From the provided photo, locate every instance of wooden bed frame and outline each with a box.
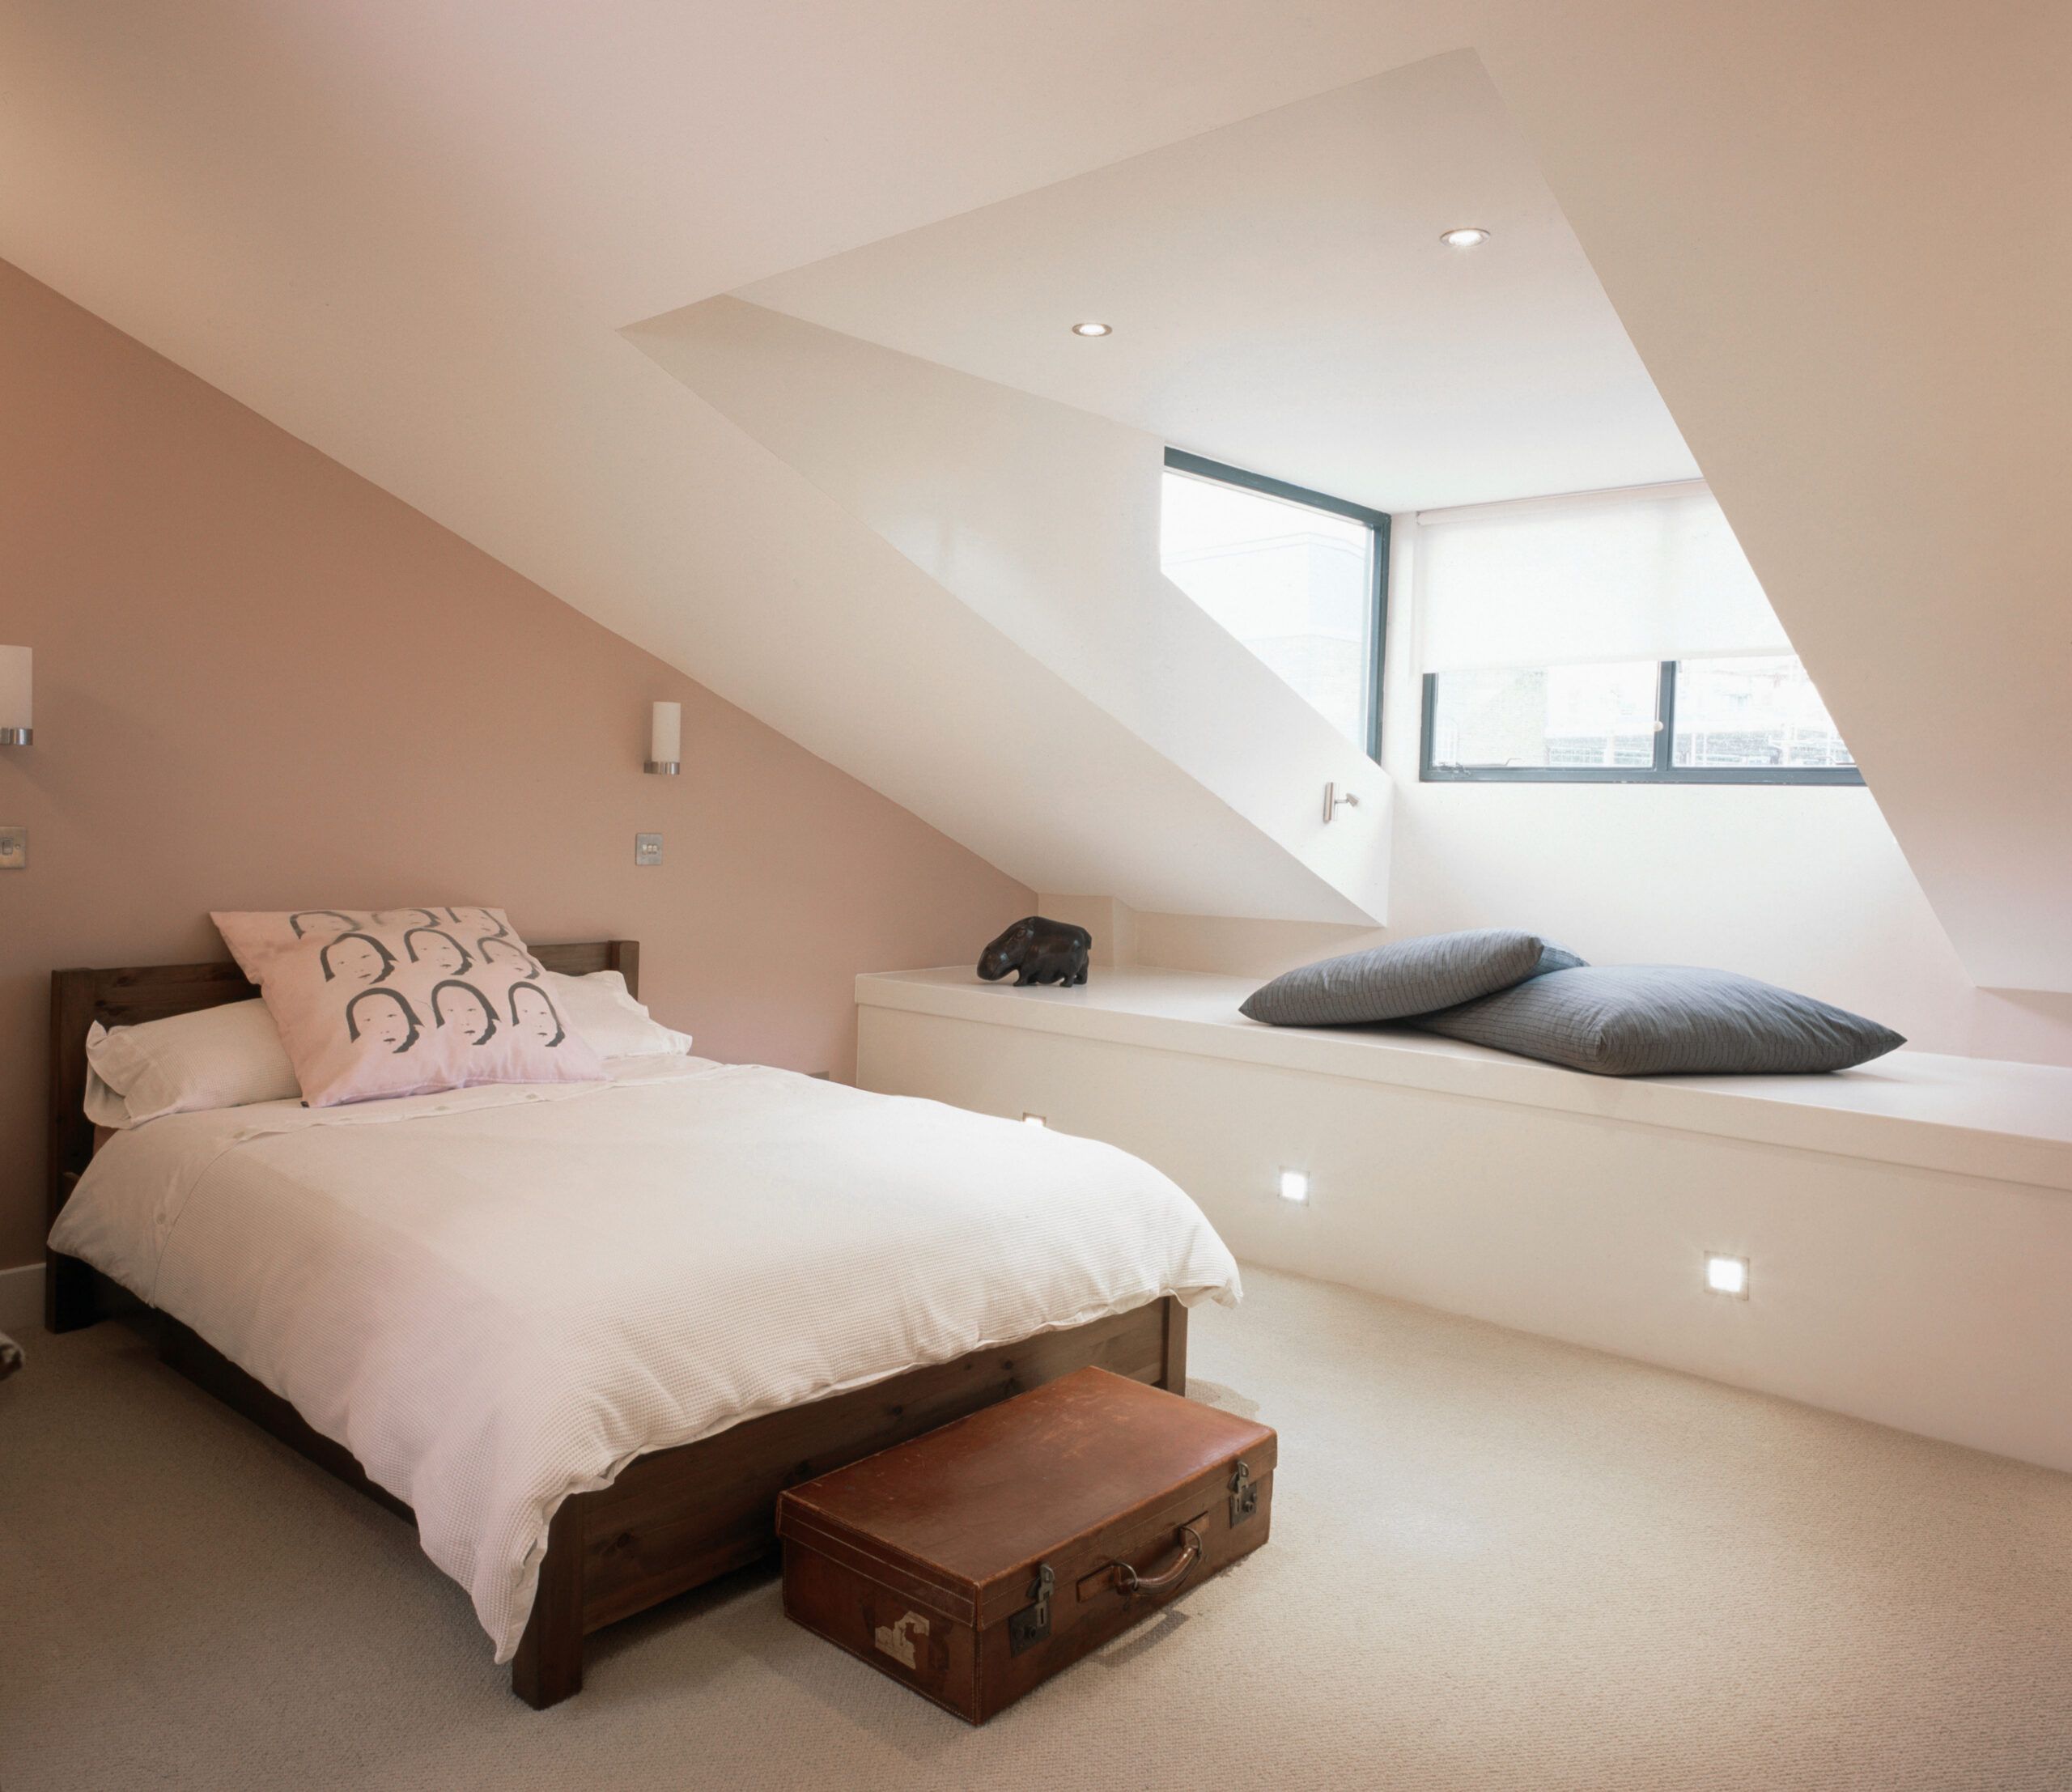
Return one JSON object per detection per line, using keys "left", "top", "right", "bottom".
{"left": 44, "top": 941, "right": 1188, "bottom": 1709}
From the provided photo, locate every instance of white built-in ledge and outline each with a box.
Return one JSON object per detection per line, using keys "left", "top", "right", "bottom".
{"left": 857, "top": 966, "right": 2072, "bottom": 1195}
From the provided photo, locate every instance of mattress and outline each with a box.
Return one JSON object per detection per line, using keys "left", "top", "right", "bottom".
{"left": 49, "top": 1053, "right": 1242, "bottom": 1659}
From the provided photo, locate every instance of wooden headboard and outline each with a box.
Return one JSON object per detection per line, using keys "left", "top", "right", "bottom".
{"left": 44, "top": 939, "right": 639, "bottom": 1332}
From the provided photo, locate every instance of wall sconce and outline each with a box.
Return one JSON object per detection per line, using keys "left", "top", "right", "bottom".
{"left": 0, "top": 648, "right": 29, "bottom": 745}
{"left": 645, "top": 701, "right": 681, "bottom": 775}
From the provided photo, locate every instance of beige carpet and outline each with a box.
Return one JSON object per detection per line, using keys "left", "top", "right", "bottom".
{"left": 5, "top": 1268, "right": 2071, "bottom": 1791}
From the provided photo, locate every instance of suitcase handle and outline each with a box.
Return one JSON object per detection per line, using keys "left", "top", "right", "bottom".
{"left": 1112, "top": 1523, "right": 1203, "bottom": 1599}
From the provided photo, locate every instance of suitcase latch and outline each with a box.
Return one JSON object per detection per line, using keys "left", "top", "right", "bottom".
{"left": 1229, "top": 1459, "right": 1259, "bottom": 1527}
{"left": 1008, "top": 1562, "right": 1055, "bottom": 1655}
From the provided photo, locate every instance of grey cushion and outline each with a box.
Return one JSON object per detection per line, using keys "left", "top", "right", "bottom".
{"left": 1240, "top": 929, "right": 1585, "bottom": 1027}
{"left": 1414, "top": 965, "right": 1904, "bottom": 1076}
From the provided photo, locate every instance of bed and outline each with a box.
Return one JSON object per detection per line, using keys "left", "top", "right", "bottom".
{"left": 44, "top": 942, "right": 1238, "bottom": 1708}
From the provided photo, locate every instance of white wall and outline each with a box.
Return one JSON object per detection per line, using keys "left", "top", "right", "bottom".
{"left": 1380, "top": 524, "right": 2072, "bottom": 1066}
{"left": 627, "top": 297, "right": 1391, "bottom": 927}
{"left": 860, "top": 1000, "right": 2072, "bottom": 1473}
{"left": 1098, "top": 520, "right": 2072, "bottom": 1068}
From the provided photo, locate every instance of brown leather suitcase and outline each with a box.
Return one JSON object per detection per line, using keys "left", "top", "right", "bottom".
{"left": 776, "top": 1364, "right": 1276, "bottom": 1723}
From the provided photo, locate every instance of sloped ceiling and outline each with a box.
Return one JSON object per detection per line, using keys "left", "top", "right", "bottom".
{"left": 0, "top": 1, "right": 2064, "bottom": 985}
{"left": 626, "top": 296, "right": 1391, "bottom": 922}
{"left": 1475, "top": 0, "right": 2071, "bottom": 993}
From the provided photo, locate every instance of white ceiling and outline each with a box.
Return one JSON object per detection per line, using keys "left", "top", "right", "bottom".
{"left": 1, "top": 2, "right": 2066, "bottom": 985}
{"left": 735, "top": 51, "right": 1696, "bottom": 512}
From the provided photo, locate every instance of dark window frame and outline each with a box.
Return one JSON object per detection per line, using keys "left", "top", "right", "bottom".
{"left": 1419, "top": 659, "right": 1866, "bottom": 785}
{"left": 1163, "top": 447, "right": 1392, "bottom": 763}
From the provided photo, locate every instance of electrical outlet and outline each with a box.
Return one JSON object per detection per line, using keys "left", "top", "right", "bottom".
{"left": 635, "top": 832, "right": 663, "bottom": 867}
{"left": 0, "top": 826, "right": 23, "bottom": 870}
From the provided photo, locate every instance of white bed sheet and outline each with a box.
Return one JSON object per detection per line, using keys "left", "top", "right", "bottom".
{"left": 49, "top": 1055, "right": 1241, "bottom": 1659}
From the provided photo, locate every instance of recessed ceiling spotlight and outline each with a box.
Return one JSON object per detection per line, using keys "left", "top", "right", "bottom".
{"left": 1440, "top": 226, "right": 1491, "bottom": 248}
{"left": 1070, "top": 321, "right": 1113, "bottom": 338}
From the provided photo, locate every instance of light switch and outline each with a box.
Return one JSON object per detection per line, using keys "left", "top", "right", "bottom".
{"left": 0, "top": 826, "right": 23, "bottom": 870}
{"left": 635, "top": 832, "right": 663, "bottom": 867}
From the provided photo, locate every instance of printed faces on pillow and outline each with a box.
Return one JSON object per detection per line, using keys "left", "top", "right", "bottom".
{"left": 210, "top": 907, "right": 607, "bottom": 1107}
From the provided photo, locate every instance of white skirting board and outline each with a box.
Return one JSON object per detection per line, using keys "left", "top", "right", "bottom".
{"left": 0, "top": 1261, "right": 40, "bottom": 1336}
{"left": 857, "top": 970, "right": 2072, "bottom": 1476}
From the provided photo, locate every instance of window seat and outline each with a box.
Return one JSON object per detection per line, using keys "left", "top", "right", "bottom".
{"left": 857, "top": 965, "right": 2072, "bottom": 1475}
{"left": 857, "top": 966, "right": 2072, "bottom": 1193}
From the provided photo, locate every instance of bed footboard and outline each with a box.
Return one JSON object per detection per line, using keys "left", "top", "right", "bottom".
{"left": 114, "top": 1292, "right": 1178, "bottom": 1710}
{"left": 509, "top": 1293, "right": 1186, "bottom": 1708}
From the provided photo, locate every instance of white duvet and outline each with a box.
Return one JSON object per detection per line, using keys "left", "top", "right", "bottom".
{"left": 50, "top": 1055, "right": 1240, "bottom": 1659}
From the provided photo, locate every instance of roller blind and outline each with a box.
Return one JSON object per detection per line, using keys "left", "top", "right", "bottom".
{"left": 1415, "top": 482, "right": 1790, "bottom": 673}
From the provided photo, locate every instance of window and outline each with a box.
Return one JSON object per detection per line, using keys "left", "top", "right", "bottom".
{"left": 1427, "top": 662, "right": 1662, "bottom": 772}
{"left": 1160, "top": 448, "right": 1390, "bottom": 758}
{"left": 1421, "top": 655, "right": 1862, "bottom": 783}
{"left": 1671, "top": 655, "right": 1854, "bottom": 771}
{"left": 1413, "top": 481, "right": 1861, "bottom": 785}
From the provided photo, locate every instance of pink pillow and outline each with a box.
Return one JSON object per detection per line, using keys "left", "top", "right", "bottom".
{"left": 210, "top": 907, "right": 608, "bottom": 1107}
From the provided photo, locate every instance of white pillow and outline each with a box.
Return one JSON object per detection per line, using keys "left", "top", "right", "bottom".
{"left": 541, "top": 970, "right": 694, "bottom": 1059}
{"left": 83, "top": 1063, "right": 133, "bottom": 1130}
{"left": 82, "top": 972, "right": 689, "bottom": 1127}
{"left": 84, "top": 999, "right": 301, "bottom": 1127}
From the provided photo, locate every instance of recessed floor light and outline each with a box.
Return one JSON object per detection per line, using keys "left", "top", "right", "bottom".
{"left": 1070, "top": 321, "right": 1113, "bottom": 338}
{"left": 1705, "top": 1252, "right": 1750, "bottom": 1298}
{"left": 1440, "top": 226, "right": 1491, "bottom": 248}
{"left": 1277, "top": 1169, "right": 1310, "bottom": 1204}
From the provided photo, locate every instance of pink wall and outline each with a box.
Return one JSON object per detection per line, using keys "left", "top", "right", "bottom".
{"left": 0, "top": 258, "right": 1030, "bottom": 1271}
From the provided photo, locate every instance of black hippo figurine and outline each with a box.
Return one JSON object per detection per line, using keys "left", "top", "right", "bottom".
{"left": 977, "top": 915, "right": 1093, "bottom": 987}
